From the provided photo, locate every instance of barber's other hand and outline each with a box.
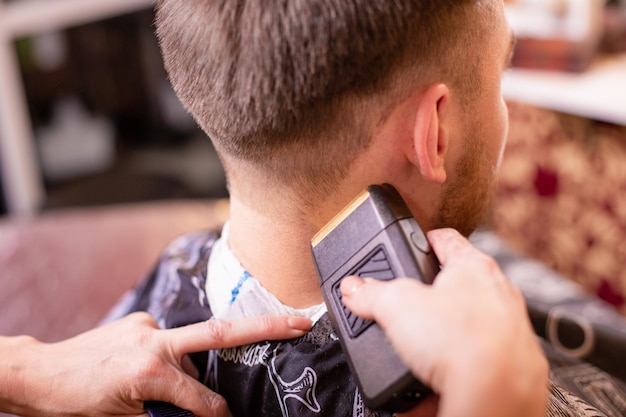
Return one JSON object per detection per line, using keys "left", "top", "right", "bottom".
{"left": 4, "top": 313, "right": 311, "bottom": 417}
{"left": 340, "top": 228, "right": 548, "bottom": 417}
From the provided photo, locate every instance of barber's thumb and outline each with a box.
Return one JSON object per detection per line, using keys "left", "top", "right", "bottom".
{"left": 340, "top": 275, "right": 368, "bottom": 295}
{"left": 341, "top": 276, "right": 430, "bottom": 322}
{"left": 340, "top": 276, "right": 390, "bottom": 320}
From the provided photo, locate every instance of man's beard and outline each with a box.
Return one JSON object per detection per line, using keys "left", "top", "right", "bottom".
{"left": 434, "top": 125, "right": 498, "bottom": 237}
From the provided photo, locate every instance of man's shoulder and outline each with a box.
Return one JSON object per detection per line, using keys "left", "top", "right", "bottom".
{"left": 121, "top": 229, "right": 221, "bottom": 327}
{"left": 159, "top": 229, "right": 221, "bottom": 264}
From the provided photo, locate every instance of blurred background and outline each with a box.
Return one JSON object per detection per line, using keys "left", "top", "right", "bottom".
{"left": 0, "top": 0, "right": 228, "bottom": 216}
{"left": 0, "top": 0, "right": 625, "bottom": 343}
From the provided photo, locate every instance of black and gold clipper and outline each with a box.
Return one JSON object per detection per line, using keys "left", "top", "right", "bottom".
{"left": 311, "top": 183, "right": 440, "bottom": 412}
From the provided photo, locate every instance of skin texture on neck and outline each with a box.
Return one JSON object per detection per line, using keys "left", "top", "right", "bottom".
{"left": 227, "top": 194, "right": 324, "bottom": 309}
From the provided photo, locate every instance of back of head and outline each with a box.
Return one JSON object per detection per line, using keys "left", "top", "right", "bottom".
{"left": 156, "top": 0, "right": 489, "bottom": 197}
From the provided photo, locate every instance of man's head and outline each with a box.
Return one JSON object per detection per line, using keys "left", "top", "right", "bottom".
{"left": 156, "top": 0, "right": 513, "bottom": 235}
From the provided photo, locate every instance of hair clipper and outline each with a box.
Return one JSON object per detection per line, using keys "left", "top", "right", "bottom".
{"left": 310, "top": 183, "right": 439, "bottom": 412}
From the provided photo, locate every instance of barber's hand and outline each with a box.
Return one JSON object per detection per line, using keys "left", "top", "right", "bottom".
{"left": 7, "top": 313, "right": 311, "bottom": 417}
{"left": 340, "top": 228, "right": 548, "bottom": 417}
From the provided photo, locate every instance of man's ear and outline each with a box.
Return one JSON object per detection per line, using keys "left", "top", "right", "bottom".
{"left": 411, "top": 83, "right": 450, "bottom": 184}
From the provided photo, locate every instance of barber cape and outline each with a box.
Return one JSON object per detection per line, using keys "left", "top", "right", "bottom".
{"left": 113, "top": 224, "right": 626, "bottom": 417}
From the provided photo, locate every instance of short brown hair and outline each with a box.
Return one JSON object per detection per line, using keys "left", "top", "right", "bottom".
{"left": 156, "top": 0, "right": 492, "bottom": 194}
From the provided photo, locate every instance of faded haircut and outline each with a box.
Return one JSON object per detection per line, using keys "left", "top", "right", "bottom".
{"left": 155, "top": 0, "right": 492, "bottom": 195}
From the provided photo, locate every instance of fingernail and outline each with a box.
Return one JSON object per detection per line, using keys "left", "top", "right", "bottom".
{"left": 340, "top": 276, "right": 366, "bottom": 296}
{"left": 287, "top": 317, "right": 313, "bottom": 332}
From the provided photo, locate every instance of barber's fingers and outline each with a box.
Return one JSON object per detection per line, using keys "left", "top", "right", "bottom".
{"left": 427, "top": 228, "right": 509, "bottom": 288}
{"left": 161, "top": 316, "right": 312, "bottom": 358}
{"left": 339, "top": 228, "right": 494, "bottom": 319}
{"left": 426, "top": 228, "right": 486, "bottom": 268}
{"left": 138, "top": 363, "right": 232, "bottom": 417}
{"left": 146, "top": 316, "right": 312, "bottom": 416}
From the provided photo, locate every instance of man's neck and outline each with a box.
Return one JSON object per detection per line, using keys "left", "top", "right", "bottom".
{"left": 227, "top": 195, "right": 325, "bottom": 309}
